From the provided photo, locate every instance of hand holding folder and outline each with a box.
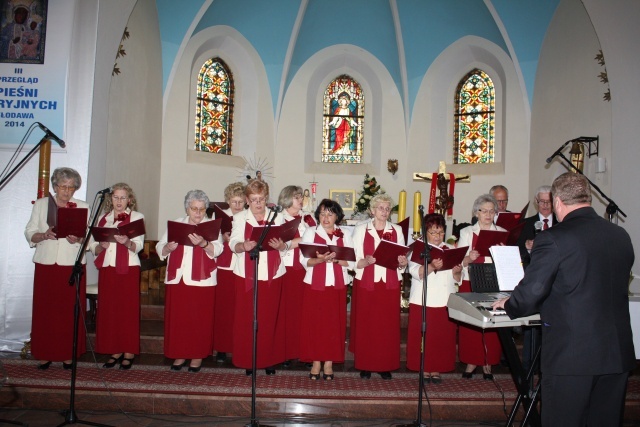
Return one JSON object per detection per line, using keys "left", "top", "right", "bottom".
{"left": 91, "top": 219, "right": 146, "bottom": 243}
{"left": 55, "top": 207, "right": 88, "bottom": 239}
{"left": 298, "top": 243, "right": 356, "bottom": 261}
{"left": 410, "top": 240, "right": 468, "bottom": 270}
{"left": 474, "top": 229, "right": 508, "bottom": 257}
{"left": 371, "top": 239, "right": 410, "bottom": 270}
{"left": 167, "top": 219, "right": 221, "bottom": 246}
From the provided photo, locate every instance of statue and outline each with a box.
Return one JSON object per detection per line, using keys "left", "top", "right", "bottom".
{"left": 435, "top": 173, "right": 455, "bottom": 217}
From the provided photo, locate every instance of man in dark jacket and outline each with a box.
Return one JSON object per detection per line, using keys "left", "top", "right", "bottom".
{"left": 493, "top": 172, "right": 635, "bottom": 426}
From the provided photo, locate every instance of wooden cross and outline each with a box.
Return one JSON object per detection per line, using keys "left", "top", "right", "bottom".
{"left": 413, "top": 161, "right": 471, "bottom": 217}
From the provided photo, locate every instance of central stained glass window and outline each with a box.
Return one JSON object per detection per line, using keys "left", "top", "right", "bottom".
{"left": 322, "top": 75, "right": 364, "bottom": 163}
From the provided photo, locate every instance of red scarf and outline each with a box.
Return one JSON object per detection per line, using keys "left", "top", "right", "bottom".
{"left": 288, "top": 216, "right": 305, "bottom": 271}
{"left": 94, "top": 211, "right": 131, "bottom": 274}
{"left": 311, "top": 228, "right": 346, "bottom": 291}
{"left": 243, "top": 220, "right": 281, "bottom": 291}
{"left": 360, "top": 225, "right": 399, "bottom": 290}
{"left": 167, "top": 243, "right": 217, "bottom": 282}
{"left": 303, "top": 214, "right": 317, "bottom": 227}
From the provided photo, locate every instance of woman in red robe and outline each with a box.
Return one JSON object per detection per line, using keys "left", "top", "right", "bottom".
{"left": 90, "top": 183, "right": 144, "bottom": 369}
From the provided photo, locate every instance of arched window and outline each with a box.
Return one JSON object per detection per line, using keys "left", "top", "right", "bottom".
{"left": 322, "top": 75, "right": 364, "bottom": 164}
{"left": 454, "top": 69, "right": 495, "bottom": 164}
{"left": 195, "top": 58, "right": 234, "bottom": 154}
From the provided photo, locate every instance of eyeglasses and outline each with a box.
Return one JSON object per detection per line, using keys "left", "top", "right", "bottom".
{"left": 375, "top": 206, "right": 391, "bottom": 212}
{"left": 112, "top": 196, "right": 128, "bottom": 202}
{"left": 495, "top": 199, "right": 508, "bottom": 204}
{"left": 189, "top": 207, "right": 207, "bottom": 214}
{"left": 427, "top": 230, "right": 445, "bottom": 236}
{"left": 56, "top": 185, "right": 76, "bottom": 191}
{"left": 478, "top": 208, "right": 496, "bottom": 215}
{"left": 536, "top": 199, "right": 552, "bottom": 206}
{"left": 229, "top": 200, "right": 245, "bottom": 206}
{"left": 248, "top": 197, "right": 266, "bottom": 205}
{"left": 293, "top": 195, "right": 303, "bottom": 200}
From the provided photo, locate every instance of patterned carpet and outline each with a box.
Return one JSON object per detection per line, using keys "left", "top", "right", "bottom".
{"left": 3, "top": 359, "right": 640, "bottom": 402}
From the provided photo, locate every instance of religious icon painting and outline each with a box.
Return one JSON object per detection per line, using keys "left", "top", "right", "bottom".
{"left": 0, "top": 0, "right": 48, "bottom": 64}
{"left": 322, "top": 75, "right": 364, "bottom": 164}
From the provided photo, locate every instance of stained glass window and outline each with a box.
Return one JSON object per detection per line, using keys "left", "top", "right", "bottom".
{"left": 453, "top": 69, "right": 495, "bottom": 164}
{"left": 195, "top": 58, "right": 234, "bottom": 154}
{"left": 322, "top": 75, "right": 364, "bottom": 163}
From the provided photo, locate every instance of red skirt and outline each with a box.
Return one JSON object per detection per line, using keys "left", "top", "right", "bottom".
{"left": 232, "top": 275, "right": 284, "bottom": 369}
{"left": 406, "top": 304, "right": 456, "bottom": 372}
{"left": 457, "top": 280, "right": 502, "bottom": 365}
{"left": 164, "top": 279, "right": 216, "bottom": 359}
{"left": 31, "top": 263, "right": 86, "bottom": 361}
{"left": 350, "top": 279, "right": 400, "bottom": 372}
{"left": 299, "top": 285, "right": 347, "bottom": 363}
{"left": 213, "top": 268, "right": 236, "bottom": 353}
{"left": 95, "top": 266, "right": 140, "bottom": 354}
{"left": 281, "top": 266, "right": 306, "bottom": 360}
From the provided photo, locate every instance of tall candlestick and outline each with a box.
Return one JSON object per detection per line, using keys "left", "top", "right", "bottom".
{"left": 397, "top": 190, "right": 407, "bottom": 221}
{"left": 413, "top": 191, "right": 421, "bottom": 233}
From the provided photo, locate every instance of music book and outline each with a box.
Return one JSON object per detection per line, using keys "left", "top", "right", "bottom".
{"left": 474, "top": 229, "right": 508, "bottom": 257}
{"left": 409, "top": 240, "right": 468, "bottom": 270}
{"left": 209, "top": 204, "right": 233, "bottom": 234}
{"left": 167, "top": 219, "right": 221, "bottom": 246}
{"left": 55, "top": 207, "right": 88, "bottom": 239}
{"left": 397, "top": 217, "right": 410, "bottom": 246}
{"left": 46, "top": 194, "right": 57, "bottom": 228}
{"left": 489, "top": 245, "right": 524, "bottom": 291}
{"left": 372, "top": 239, "right": 411, "bottom": 270}
{"left": 298, "top": 243, "right": 356, "bottom": 261}
{"left": 505, "top": 221, "right": 526, "bottom": 246}
{"left": 206, "top": 202, "right": 230, "bottom": 219}
{"left": 248, "top": 216, "right": 301, "bottom": 251}
{"left": 495, "top": 212, "right": 523, "bottom": 231}
{"left": 91, "top": 218, "right": 146, "bottom": 243}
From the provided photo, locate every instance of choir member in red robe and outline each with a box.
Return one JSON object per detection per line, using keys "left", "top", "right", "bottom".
{"left": 89, "top": 183, "right": 144, "bottom": 369}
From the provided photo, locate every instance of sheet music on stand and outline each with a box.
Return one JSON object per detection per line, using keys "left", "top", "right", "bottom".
{"left": 489, "top": 246, "right": 524, "bottom": 291}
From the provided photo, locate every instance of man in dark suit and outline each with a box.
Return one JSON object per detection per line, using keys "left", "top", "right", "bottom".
{"left": 516, "top": 185, "right": 558, "bottom": 372}
{"left": 493, "top": 172, "right": 635, "bottom": 426}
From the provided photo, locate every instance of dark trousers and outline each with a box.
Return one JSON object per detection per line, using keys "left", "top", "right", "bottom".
{"left": 541, "top": 371, "right": 629, "bottom": 427}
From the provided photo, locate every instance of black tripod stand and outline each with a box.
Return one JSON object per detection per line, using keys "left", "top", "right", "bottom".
{"left": 397, "top": 205, "right": 431, "bottom": 427}
{"left": 59, "top": 190, "right": 112, "bottom": 427}
{"left": 245, "top": 207, "right": 280, "bottom": 427}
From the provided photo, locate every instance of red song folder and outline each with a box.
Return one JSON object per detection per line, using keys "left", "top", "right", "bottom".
{"left": 298, "top": 243, "right": 356, "bottom": 261}
{"left": 55, "top": 207, "right": 88, "bottom": 239}
{"left": 474, "top": 229, "right": 508, "bottom": 257}
{"left": 372, "top": 239, "right": 411, "bottom": 270}
{"left": 209, "top": 203, "right": 233, "bottom": 234}
{"left": 248, "top": 216, "right": 301, "bottom": 251}
{"left": 167, "top": 219, "right": 221, "bottom": 246}
{"left": 397, "top": 217, "right": 410, "bottom": 246}
{"left": 91, "top": 218, "right": 146, "bottom": 243}
{"left": 409, "top": 240, "right": 468, "bottom": 270}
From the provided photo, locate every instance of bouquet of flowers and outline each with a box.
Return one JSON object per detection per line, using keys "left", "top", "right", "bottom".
{"left": 353, "top": 174, "right": 385, "bottom": 216}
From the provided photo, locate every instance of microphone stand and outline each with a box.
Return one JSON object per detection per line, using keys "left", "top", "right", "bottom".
{"left": 59, "top": 190, "right": 112, "bottom": 427}
{"left": 246, "top": 207, "right": 278, "bottom": 427}
{"left": 553, "top": 151, "right": 626, "bottom": 222}
{"left": 397, "top": 206, "right": 430, "bottom": 427}
{"left": 0, "top": 134, "right": 49, "bottom": 191}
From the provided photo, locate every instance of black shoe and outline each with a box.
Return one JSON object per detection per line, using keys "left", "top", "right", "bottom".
{"left": 359, "top": 370, "right": 371, "bottom": 379}
{"left": 103, "top": 354, "right": 123, "bottom": 369}
{"left": 170, "top": 360, "right": 187, "bottom": 371}
{"left": 119, "top": 357, "right": 134, "bottom": 370}
{"left": 430, "top": 375, "right": 442, "bottom": 384}
{"left": 462, "top": 371, "right": 474, "bottom": 379}
{"left": 215, "top": 352, "right": 227, "bottom": 363}
{"left": 188, "top": 366, "right": 202, "bottom": 373}
{"left": 483, "top": 372, "right": 494, "bottom": 380}
{"left": 62, "top": 362, "right": 73, "bottom": 370}
{"left": 423, "top": 375, "right": 431, "bottom": 383}
{"left": 379, "top": 371, "right": 392, "bottom": 380}
{"left": 37, "top": 361, "right": 51, "bottom": 370}
{"left": 282, "top": 359, "right": 292, "bottom": 368}
{"left": 245, "top": 369, "right": 253, "bottom": 376}
{"left": 323, "top": 373, "right": 334, "bottom": 380}
{"left": 309, "top": 372, "right": 321, "bottom": 380}
{"left": 305, "top": 362, "right": 313, "bottom": 368}
{"left": 265, "top": 369, "right": 276, "bottom": 375}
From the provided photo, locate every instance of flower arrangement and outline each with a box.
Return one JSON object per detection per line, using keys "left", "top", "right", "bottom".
{"left": 353, "top": 174, "right": 385, "bottom": 216}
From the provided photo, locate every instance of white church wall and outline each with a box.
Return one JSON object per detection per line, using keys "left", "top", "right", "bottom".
{"left": 409, "top": 36, "right": 530, "bottom": 227}
{"left": 275, "top": 44, "right": 407, "bottom": 212}
{"left": 105, "top": 0, "right": 163, "bottom": 239}
{"left": 159, "top": 25, "right": 274, "bottom": 234}
{"left": 531, "top": 0, "right": 612, "bottom": 214}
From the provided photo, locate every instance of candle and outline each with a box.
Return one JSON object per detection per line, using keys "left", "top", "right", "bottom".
{"left": 397, "top": 190, "right": 406, "bottom": 221}
{"left": 413, "top": 191, "right": 421, "bottom": 232}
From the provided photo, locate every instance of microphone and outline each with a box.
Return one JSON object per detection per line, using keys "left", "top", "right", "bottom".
{"left": 545, "top": 139, "right": 574, "bottom": 164}
{"left": 36, "top": 122, "right": 66, "bottom": 148}
{"left": 97, "top": 186, "right": 113, "bottom": 194}
{"left": 418, "top": 204, "right": 425, "bottom": 215}
{"left": 534, "top": 220, "right": 543, "bottom": 235}
{"left": 269, "top": 205, "right": 283, "bottom": 213}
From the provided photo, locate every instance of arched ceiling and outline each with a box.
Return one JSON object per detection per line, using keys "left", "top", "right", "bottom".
{"left": 158, "top": 0, "right": 560, "bottom": 121}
